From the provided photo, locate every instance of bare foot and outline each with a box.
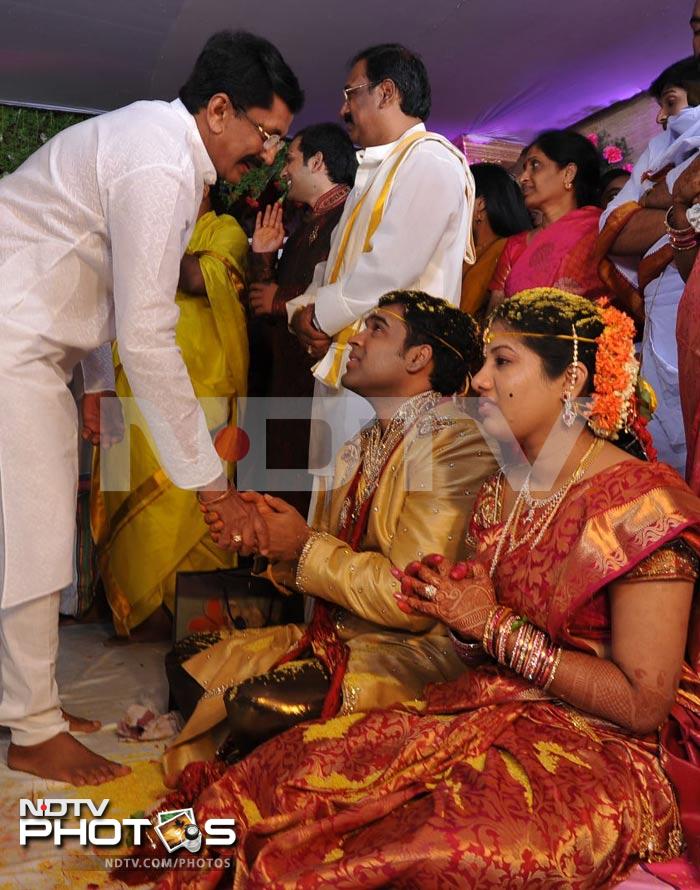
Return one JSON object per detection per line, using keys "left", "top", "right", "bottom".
{"left": 62, "top": 710, "right": 101, "bottom": 733}
{"left": 8, "top": 732, "right": 131, "bottom": 786}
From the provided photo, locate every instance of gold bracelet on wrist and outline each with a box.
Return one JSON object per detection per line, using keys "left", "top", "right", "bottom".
{"left": 197, "top": 486, "right": 233, "bottom": 506}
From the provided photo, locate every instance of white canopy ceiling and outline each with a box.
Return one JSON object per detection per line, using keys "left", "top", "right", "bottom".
{"left": 0, "top": 0, "right": 690, "bottom": 141}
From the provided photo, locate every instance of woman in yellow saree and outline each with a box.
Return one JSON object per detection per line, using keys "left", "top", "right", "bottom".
{"left": 140, "top": 289, "right": 700, "bottom": 890}
{"left": 93, "top": 186, "right": 249, "bottom": 638}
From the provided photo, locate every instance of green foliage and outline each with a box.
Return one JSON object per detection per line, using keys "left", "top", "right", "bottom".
{"left": 219, "top": 143, "right": 289, "bottom": 211}
{"left": 0, "top": 104, "right": 87, "bottom": 176}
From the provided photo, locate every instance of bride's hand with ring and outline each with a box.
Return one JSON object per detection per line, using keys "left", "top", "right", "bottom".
{"left": 390, "top": 554, "right": 497, "bottom": 641}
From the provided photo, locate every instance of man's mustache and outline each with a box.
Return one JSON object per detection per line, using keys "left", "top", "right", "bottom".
{"left": 343, "top": 113, "right": 354, "bottom": 126}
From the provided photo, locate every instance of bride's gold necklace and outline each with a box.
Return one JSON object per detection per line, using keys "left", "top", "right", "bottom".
{"left": 490, "top": 438, "right": 603, "bottom": 577}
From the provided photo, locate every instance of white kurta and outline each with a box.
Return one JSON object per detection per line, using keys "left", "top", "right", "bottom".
{"left": 601, "top": 107, "right": 700, "bottom": 474}
{"left": 286, "top": 122, "right": 473, "bottom": 477}
{"left": 0, "top": 98, "right": 223, "bottom": 607}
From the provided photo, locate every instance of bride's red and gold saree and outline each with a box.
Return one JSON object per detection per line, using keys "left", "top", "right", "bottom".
{"left": 153, "top": 461, "right": 700, "bottom": 890}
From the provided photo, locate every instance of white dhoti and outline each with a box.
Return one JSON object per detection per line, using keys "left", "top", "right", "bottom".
{"left": 600, "top": 110, "right": 700, "bottom": 474}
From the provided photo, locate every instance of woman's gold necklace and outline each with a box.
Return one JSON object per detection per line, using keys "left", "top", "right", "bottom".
{"left": 490, "top": 437, "right": 603, "bottom": 576}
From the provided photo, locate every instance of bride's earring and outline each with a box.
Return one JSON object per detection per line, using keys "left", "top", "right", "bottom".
{"left": 562, "top": 391, "right": 576, "bottom": 427}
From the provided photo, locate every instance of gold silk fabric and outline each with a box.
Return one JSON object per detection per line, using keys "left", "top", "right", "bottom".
{"left": 163, "top": 399, "right": 496, "bottom": 777}
{"left": 154, "top": 460, "right": 700, "bottom": 890}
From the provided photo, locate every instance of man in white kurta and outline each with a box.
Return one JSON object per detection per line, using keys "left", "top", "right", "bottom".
{"left": 287, "top": 44, "right": 474, "bottom": 520}
{"left": 0, "top": 30, "right": 301, "bottom": 785}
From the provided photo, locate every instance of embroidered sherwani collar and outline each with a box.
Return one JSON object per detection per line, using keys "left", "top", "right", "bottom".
{"left": 312, "top": 184, "right": 351, "bottom": 217}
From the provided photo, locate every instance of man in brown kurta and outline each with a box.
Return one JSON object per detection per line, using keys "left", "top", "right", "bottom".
{"left": 247, "top": 124, "right": 357, "bottom": 513}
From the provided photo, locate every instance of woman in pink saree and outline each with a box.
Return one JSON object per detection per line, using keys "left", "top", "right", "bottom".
{"left": 489, "top": 131, "right": 644, "bottom": 324}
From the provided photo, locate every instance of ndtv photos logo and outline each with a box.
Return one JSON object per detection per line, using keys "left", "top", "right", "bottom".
{"left": 19, "top": 799, "right": 236, "bottom": 852}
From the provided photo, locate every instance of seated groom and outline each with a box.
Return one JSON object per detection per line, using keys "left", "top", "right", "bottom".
{"left": 163, "top": 291, "right": 496, "bottom": 781}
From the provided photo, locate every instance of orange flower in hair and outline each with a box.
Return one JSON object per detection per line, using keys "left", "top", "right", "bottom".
{"left": 588, "top": 300, "right": 638, "bottom": 440}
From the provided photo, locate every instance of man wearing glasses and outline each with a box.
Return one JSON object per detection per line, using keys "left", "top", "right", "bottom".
{"left": 286, "top": 43, "right": 475, "bottom": 523}
{"left": 0, "top": 30, "right": 302, "bottom": 786}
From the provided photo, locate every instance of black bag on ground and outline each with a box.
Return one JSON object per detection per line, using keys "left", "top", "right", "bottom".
{"left": 167, "top": 566, "right": 304, "bottom": 720}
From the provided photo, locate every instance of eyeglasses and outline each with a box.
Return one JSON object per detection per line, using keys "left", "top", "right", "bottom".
{"left": 238, "top": 108, "right": 282, "bottom": 152}
{"left": 342, "top": 81, "right": 374, "bottom": 102}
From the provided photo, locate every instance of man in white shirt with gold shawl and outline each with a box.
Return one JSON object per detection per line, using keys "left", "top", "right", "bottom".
{"left": 0, "top": 31, "right": 302, "bottom": 786}
{"left": 288, "top": 44, "right": 475, "bottom": 524}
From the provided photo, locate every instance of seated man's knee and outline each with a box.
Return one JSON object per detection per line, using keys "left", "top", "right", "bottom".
{"left": 224, "top": 661, "right": 330, "bottom": 747}
{"left": 224, "top": 678, "right": 269, "bottom": 742}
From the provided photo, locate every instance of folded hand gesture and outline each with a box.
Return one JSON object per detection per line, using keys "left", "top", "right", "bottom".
{"left": 391, "top": 554, "right": 496, "bottom": 641}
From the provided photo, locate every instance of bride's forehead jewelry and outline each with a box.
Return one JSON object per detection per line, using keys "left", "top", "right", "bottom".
{"left": 482, "top": 327, "right": 597, "bottom": 346}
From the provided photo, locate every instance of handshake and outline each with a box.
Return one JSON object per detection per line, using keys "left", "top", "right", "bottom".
{"left": 197, "top": 486, "right": 312, "bottom": 562}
